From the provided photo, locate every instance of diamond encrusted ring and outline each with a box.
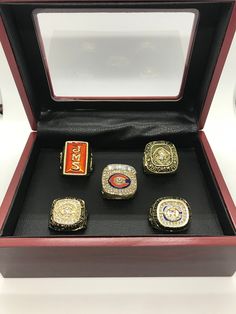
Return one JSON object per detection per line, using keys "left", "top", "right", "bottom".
{"left": 149, "top": 197, "right": 191, "bottom": 232}
{"left": 102, "top": 164, "right": 137, "bottom": 199}
{"left": 49, "top": 197, "right": 88, "bottom": 232}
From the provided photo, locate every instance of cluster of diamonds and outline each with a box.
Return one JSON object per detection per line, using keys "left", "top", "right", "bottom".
{"left": 149, "top": 197, "right": 190, "bottom": 231}
{"left": 52, "top": 198, "right": 82, "bottom": 225}
{"left": 50, "top": 198, "right": 87, "bottom": 231}
{"left": 102, "top": 164, "right": 137, "bottom": 199}
{"left": 144, "top": 141, "right": 178, "bottom": 174}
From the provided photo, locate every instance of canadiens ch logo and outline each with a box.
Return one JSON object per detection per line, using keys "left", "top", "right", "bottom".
{"left": 108, "top": 173, "right": 131, "bottom": 189}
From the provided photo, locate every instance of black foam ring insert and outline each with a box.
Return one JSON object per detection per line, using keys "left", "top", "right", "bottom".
{"left": 2, "top": 138, "right": 234, "bottom": 237}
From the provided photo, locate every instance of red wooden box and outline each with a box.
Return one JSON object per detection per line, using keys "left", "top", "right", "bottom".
{"left": 0, "top": 0, "right": 236, "bottom": 277}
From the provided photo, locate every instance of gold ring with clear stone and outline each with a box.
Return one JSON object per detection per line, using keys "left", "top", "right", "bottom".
{"left": 49, "top": 197, "right": 88, "bottom": 232}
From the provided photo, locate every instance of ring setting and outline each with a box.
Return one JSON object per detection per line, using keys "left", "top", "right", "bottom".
{"left": 49, "top": 197, "right": 88, "bottom": 232}
{"left": 60, "top": 141, "right": 93, "bottom": 176}
{"left": 149, "top": 197, "right": 191, "bottom": 232}
{"left": 143, "top": 141, "right": 178, "bottom": 174}
{"left": 102, "top": 164, "right": 137, "bottom": 199}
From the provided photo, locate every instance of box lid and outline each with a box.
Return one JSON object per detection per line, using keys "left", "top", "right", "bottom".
{"left": 0, "top": 0, "right": 235, "bottom": 133}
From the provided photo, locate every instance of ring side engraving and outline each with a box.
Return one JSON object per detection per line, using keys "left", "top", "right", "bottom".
{"left": 60, "top": 141, "right": 93, "bottom": 176}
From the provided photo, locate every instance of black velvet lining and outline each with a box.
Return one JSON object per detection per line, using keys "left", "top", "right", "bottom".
{"left": 38, "top": 110, "right": 197, "bottom": 148}
{"left": 0, "top": 1, "right": 234, "bottom": 125}
{"left": 2, "top": 136, "right": 234, "bottom": 237}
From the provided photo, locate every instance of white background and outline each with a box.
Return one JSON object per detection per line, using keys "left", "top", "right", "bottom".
{"left": 0, "top": 20, "right": 236, "bottom": 314}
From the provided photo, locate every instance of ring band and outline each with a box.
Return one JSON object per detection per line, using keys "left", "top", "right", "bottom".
{"left": 149, "top": 197, "right": 191, "bottom": 232}
{"left": 102, "top": 164, "right": 137, "bottom": 199}
{"left": 143, "top": 141, "right": 178, "bottom": 174}
{"left": 60, "top": 141, "right": 93, "bottom": 176}
{"left": 49, "top": 197, "right": 88, "bottom": 232}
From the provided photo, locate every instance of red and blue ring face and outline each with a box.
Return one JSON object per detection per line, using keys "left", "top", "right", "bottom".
{"left": 108, "top": 173, "right": 131, "bottom": 189}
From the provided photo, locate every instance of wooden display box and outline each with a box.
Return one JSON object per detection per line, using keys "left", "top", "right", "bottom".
{"left": 0, "top": 0, "right": 236, "bottom": 277}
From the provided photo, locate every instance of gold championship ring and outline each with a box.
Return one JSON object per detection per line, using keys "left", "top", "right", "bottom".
{"left": 143, "top": 141, "right": 178, "bottom": 174}
{"left": 102, "top": 164, "right": 137, "bottom": 199}
{"left": 49, "top": 197, "right": 88, "bottom": 232}
{"left": 149, "top": 197, "right": 191, "bottom": 232}
{"left": 60, "top": 141, "right": 93, "bottom": 176}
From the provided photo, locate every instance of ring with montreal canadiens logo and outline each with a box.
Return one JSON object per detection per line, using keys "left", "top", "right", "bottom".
{"left": 149, "top": 197, "right": 191, "bottom": 232}
{"left": 102, "top": 164, "right": 137, "bottom": 199}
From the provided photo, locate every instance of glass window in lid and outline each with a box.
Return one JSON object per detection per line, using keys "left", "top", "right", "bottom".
{"left": 34, "top": 10, "right": 198, "bottom": 101}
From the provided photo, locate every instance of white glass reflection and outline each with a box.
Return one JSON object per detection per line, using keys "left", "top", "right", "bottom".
{"left": 34, "top": 10, "right": 197, "bottom": 100}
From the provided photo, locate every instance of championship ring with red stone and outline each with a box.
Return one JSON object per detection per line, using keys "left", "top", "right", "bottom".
{"left": 60, "top": 141, "right": 93, "bottom": 176}
{"left": 102, "top": 164, "right": 137, "bottom": 199}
